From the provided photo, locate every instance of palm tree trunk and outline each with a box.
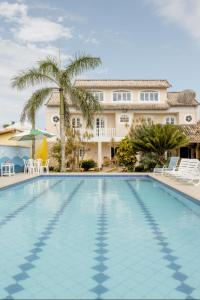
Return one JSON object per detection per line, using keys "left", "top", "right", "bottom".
{"left": 32, "top": 115, "right": 36, "bottom": 159}
{"left": 60, "top": 89, "right": 65, "bottom": 172}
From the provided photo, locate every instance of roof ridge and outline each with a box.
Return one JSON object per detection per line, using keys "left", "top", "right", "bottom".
{"left": 75, "top": 79, "right": 170, "bottom": 81}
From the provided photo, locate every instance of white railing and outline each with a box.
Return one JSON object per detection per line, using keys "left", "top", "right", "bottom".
{"left": 73, "top": 127, "right": 117, "bottom": 139}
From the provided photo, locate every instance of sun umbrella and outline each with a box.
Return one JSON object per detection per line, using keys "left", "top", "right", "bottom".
{"left": 9, "top": 128, "right": 55, "bottom": 141}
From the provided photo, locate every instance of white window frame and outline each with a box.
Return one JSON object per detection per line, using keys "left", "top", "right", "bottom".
{"left": 165, "top": 116, "right": 176, "bottom": 125}
{"left": 113, "top": 90, "right": 132, "bottom": 102}
{"left": 91, "top": 90, "right": 104, "bottom": 102}
{"left": 95, "top": 116, "right": 106, "bottom": 128}
{"left": 120, "top": 114, "right": 130, "bottom": 123}
{"left": 140, "top": 90, "right": 160, "bottom": 102}
{"left": 72, "top": 117, "right": 82, "bottom": 128}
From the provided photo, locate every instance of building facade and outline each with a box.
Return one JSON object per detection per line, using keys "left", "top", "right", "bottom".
{"left": 45, "top": 80, "right": 199, "bottom": 168}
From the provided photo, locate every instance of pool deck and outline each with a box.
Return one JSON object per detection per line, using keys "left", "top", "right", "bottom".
{"left": 0, "top": 172, "right": 200, "bottom": 202}
{"left": 0, "top": 173, "right": 39, "bottom": 189}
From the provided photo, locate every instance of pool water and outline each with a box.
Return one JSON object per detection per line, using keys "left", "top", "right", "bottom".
{"left": 0, "top": 176, "right": 200, "bottom": 299}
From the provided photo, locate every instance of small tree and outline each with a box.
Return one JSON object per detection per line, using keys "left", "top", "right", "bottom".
{"left": 51, "top": 128, "right": 92, "bottom": 171}
{"left": 130, "top": 122, "right": 189, "bottom": 166}
{"left": 116, "top": 137, "right": 136, "bottom": 171}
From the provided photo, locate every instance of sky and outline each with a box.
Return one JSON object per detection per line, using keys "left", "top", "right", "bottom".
{"left": 0, "top": 0, "right": 200, "bottom": 128}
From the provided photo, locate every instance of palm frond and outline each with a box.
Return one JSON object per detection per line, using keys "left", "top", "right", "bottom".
{"left": 64, "top": 53, "right": 102, "bottom": 79}
{"left": 11, "top": 67, "right": 58, "bottom": 90}
{"left": 38, "top": 56, "right": 60, "bottom": 83}
{"left": 70, "top": 87, "right": 101, "bottom": 127}
{"left": 20, "top": 87, "right": 54, "bottom": 124}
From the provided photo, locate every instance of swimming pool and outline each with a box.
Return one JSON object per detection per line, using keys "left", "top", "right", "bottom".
{"left": 0, "top": 175, "right": 200, "bottom": 299}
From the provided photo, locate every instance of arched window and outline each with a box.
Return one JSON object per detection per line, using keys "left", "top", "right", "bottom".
{"left": 120, "top": 114, "right": 129, "bottom": 123}
{"left": 72, "top": 117, "right": 82, "bottom": 128}
{"left": 140, "top": 90, "right": 159, "bottom": 102}
{"left": 113, "top": 90, "right": 131, "bottom": 102}
{"left": 91, "top": 91, "right": 104, "bottom": 101}
{"left": 165, "top": 116, "right": 175, "bottom": 124}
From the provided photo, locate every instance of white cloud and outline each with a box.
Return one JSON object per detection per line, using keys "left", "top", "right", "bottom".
{"left": 14, "top": 16, "right": 72, "bottom": 42}
{"left": 149, "top": 0, "right": 200, "bottom": 42}
{"left": 0, "top": 1, "right": 27, "bottom": 19}
{"left": 0, "top": 1, "right": 72, "bottom": 43}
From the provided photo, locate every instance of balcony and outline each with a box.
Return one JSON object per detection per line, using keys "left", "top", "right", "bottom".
{"left": 74, "top": 128, "right": 123, "bottom": 142}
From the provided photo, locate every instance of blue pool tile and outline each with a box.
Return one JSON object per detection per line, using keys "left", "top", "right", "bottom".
{"left": 13, "top": 272, "right": 29, "bottom": 281}
{"left": 91, "top": 284, "right": 109, "bottom": 295}
{"left": 163, "top": 254, "right": 178, "bottom": 262}
{"left": 93, "top": 273, "right": 110, "bottom": 284}
{"left": 176, "top": 282, "right": 195, "bottom": 295}
{"left": 25, "top": 254, "right": 39, "bottom": 262}
{"left": 5, "top": 283, "right": 24, "bottom": 295}
{"left": 167, "top": 263, "right": 181, "bottom": 271}
{"left": 173, "top": 271, "right": 188, "bottom": 282}
{"left": 19, "top": 263, "right": 34, "bottom": 271}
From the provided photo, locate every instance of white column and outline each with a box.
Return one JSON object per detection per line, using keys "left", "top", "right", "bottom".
{"left": 98, "top": 141, "right": 102, "bottom": 169}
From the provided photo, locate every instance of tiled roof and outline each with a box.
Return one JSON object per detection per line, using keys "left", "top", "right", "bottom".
{"left": 167, "top": 92, "right": 198, "bottom": 106}
{"left": 74, "top": 79, "right": 171, "bottom": 88}
{"left": 179, "top": 123, "right": 200, "bottom": 143}
{"left": 100, "top": 103, "right": 169, "bottom": 110}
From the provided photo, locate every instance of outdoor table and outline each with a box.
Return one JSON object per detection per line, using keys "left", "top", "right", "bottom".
{"left": 1, "top": 163, "right": 15, "bottom": 176}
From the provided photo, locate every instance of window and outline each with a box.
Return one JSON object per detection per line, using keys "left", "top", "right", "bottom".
{"left": 185, "top": 115, "right": 193, "bottom": 123}
{"left": 79, "top": 147, "right": 85, "bottom": 158}
{"left": 91, "top": 91, "right": 104, "bottom": 101}
{"left": 72, "top": 117, "right": 82, "bottom": 128}
{"left": 120, "top": 114, "right": 129, "bottom": 123}
{"left": 140, "top": 91, "right": 159, "bottom": 102}
{"left": 165, "top": 116, "right": 175, "bottom": 124}
{"left": 113, "top": 90, "right": 131, "bottom": 102}
{"left": 51, "top": 114, "right": 60, "bottom": 124}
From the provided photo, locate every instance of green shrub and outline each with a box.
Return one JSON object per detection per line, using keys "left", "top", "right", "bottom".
{"left": 116, "top": 137, "right": 136, "bottom": 171}
{"left": 80, "top": 159, "right": 97, "bottom": 171}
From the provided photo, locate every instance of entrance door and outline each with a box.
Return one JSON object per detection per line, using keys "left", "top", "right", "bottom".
{"left": 180, "top": 147, "right": 191, "bottom": 158}
{"left": 96, "top": 117, "right": 105, "bottom": 136}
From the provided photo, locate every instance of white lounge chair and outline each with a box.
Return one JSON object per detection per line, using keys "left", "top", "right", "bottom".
{"left": 154, "top": 157, "right": 179, "bottom": 173}
{"left": 172, "top": 159, "right": 199, "bottom": 178}
{"left": 175, "top": 160, "right": 200, "bottom": 185}
{"left": 164, "top": 158, "right": 189, "bottom": 177}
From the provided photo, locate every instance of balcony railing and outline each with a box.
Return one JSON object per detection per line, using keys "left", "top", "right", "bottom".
{"left": 73, "top": 127, "right": 118, "bottom": 140}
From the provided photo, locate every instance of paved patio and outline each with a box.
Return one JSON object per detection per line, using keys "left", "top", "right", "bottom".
{"left": 0, "top": 173, "right": 39, "bottom": 189}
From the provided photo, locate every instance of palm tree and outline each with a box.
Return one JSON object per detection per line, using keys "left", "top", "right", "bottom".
{"left": 130, "top": 122, "right": 189, "bottom": 165}
{"left": 12, "top": 54, "right": 102, "bottom": 171}
{"left": 20, "top": 88, "right": 52, "bottom": 159}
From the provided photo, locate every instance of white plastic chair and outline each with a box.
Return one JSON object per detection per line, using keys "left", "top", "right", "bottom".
{"left": 23, "top": 159, "right": 29, "bottom": 173}
{"left": 40, "top": 159, "right": 49, "bottom": 174}
{"left": 34, "top": 159, "right": 43, "bottom": 174}
{"left": 27, "top": 159, "right": 35, "bottom": 174}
